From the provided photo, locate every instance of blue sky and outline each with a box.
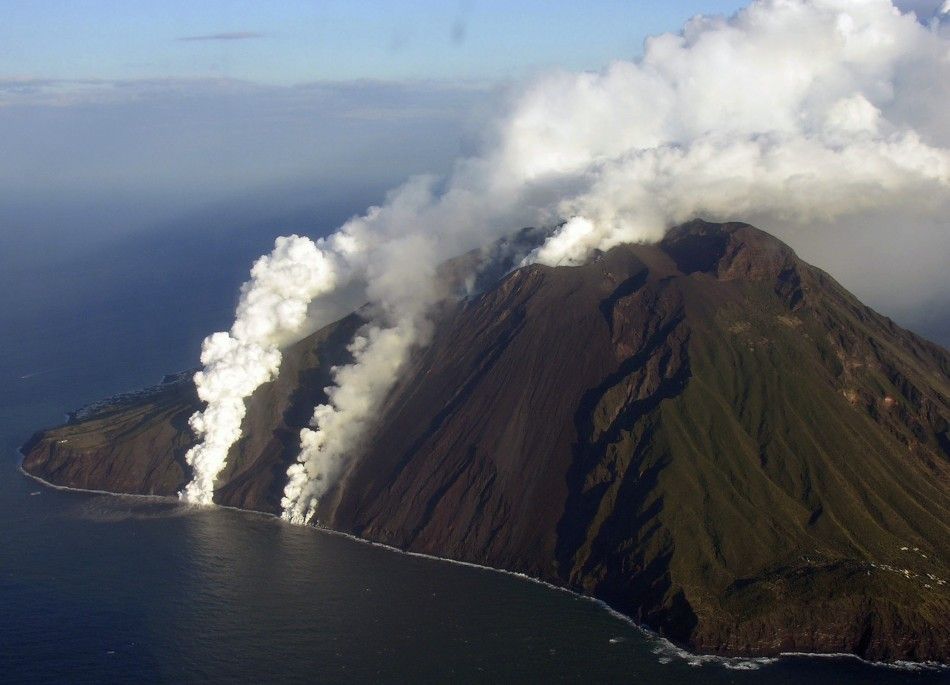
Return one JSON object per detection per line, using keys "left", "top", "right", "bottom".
{"left": 1, "top": 1, "right": 749, "bottom": 83}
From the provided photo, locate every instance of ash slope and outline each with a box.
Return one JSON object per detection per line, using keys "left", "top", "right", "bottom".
{"left": 22, "top": 221, "right": 950, "bottom": 661}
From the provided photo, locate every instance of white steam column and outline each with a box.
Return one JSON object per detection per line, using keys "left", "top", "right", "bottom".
{"left": 179, "top": 235, "right": 340, "bottom": 505}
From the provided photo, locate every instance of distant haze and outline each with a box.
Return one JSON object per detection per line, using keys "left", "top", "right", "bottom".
{"left": 0, "top": 79, "right": 487, "bottom": 203}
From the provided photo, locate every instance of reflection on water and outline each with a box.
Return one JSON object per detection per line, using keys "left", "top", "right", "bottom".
{"left": 3, "top": 476, "right": 945, "bottom": 684}
{"left": 71, "top": 496, "right": 188, "bottom": 523}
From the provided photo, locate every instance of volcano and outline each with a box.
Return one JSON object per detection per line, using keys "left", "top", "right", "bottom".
{"left": 21, "top": 220, "right": 950, "bottom": 662}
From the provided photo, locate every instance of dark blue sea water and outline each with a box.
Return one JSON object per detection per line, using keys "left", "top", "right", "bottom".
{"left": 1, "top": 199, "right": 946, "bottom": 683}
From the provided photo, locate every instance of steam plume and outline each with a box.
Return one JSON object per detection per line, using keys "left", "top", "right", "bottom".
{"left": 182, "top": 1, "right": 950, "bottom": 518}
{"left": 179, "top": 235, "right": 342, "bottom": 503}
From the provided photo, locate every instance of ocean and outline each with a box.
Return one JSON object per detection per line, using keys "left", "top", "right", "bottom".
{"left": 0, "top": 199, "right": 945, "bottom": 683}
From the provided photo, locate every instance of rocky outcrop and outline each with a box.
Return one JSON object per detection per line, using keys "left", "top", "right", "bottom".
{"left": 21, "top": 221, "right": 950, "bottom": 662}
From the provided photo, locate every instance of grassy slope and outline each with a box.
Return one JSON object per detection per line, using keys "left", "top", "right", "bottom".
{"left": 565, "top": 242, "right": 950, "bottom": 657}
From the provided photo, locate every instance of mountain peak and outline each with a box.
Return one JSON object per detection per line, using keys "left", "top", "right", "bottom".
{"left": 661, "top": 219, "right": 798, "bottom": 281}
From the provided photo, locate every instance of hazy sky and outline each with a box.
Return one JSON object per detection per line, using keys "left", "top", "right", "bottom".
{"left": 1, "top": 1, "right": 752, "bottom": 83}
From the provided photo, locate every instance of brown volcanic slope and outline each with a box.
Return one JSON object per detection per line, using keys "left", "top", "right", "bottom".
{"left": 21, "top": 221, "right": 950, "bottom": 661}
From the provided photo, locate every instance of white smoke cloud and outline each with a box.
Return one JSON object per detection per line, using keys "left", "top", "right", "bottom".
{"left": 281, "top": 316, "right": 432, "bottom": 523}
{"left": 281, "top": 211, "right": 447, "bottom": 523}
{"left": 180, "top": 235, "right": 343, "bottom": 504}
{"left": 511, "top": 0, "right": 950, "bottom": 265}
{"left": 182, "top": 0, "right": 950, "bottom": 518}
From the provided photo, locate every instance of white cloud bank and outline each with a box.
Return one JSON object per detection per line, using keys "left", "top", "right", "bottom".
{"left": 176, "top": 0, "right": 949, "bottom": 519}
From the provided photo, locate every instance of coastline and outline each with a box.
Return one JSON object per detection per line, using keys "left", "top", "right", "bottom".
{"left": 16, "top": 457, "right": 947, "bottom": 673}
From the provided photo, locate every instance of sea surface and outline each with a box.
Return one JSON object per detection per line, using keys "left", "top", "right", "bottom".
{"left": 1, "top": 200, "right": 946, "bottom": 684}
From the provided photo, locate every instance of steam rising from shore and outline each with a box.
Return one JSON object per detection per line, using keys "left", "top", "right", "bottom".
{"left": 179, "top": 0, "right": 950, "bottom": 517}
{"left": 179, "top": 236, "right": 341, "bottom": 504}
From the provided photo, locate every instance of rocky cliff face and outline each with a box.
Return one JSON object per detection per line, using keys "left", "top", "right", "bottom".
{"left": 21, "top": 221, "right": 950, "bottom": 662}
